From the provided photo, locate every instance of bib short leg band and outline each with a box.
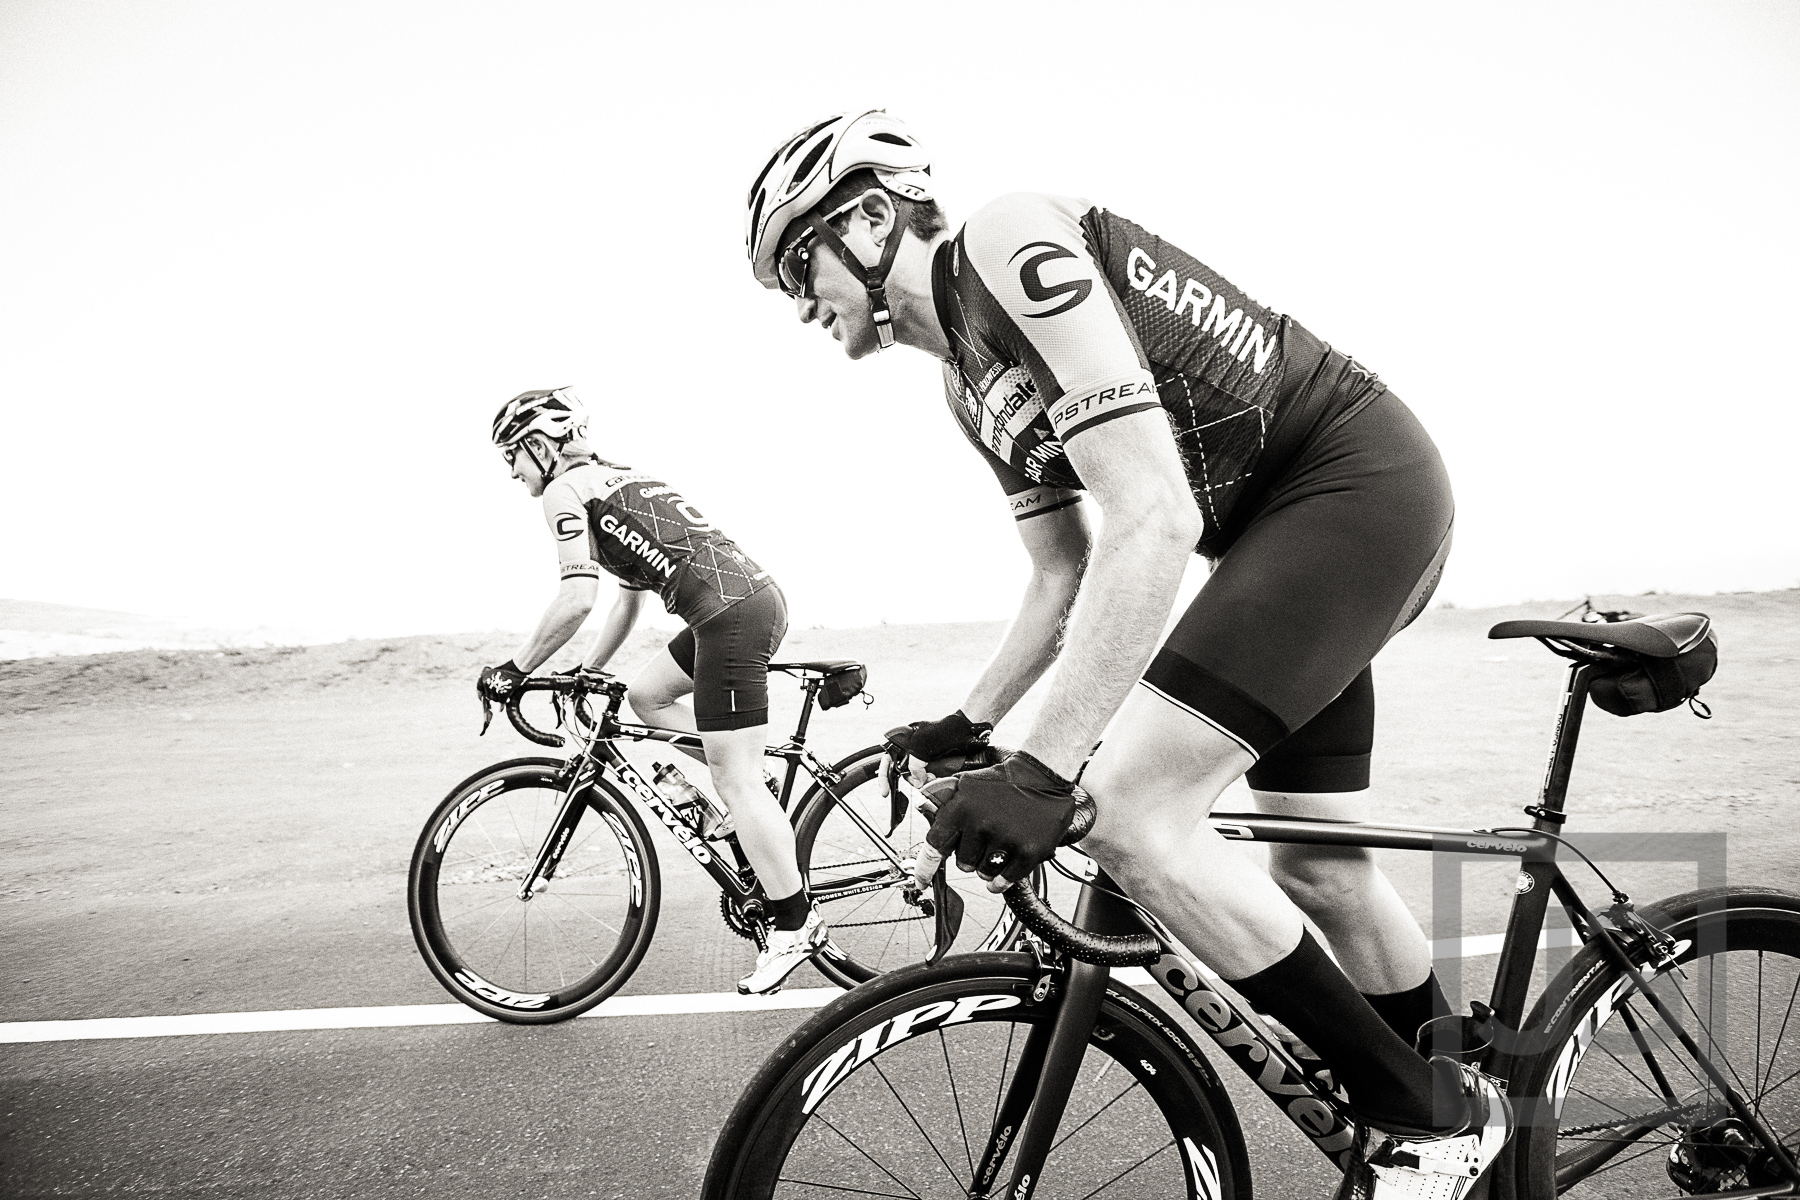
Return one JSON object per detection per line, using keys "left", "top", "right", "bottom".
{"left": 1141, "top": 391, "right": 1454, "bottom": 790}
{"left": 664, "top": 584, "right": 789, "bottom": 732}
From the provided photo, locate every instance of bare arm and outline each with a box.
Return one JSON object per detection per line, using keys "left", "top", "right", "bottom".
{"left": 580, "top": 587, "right": 650, "bottom": 671}
{"left": 962, "top": 500, "right": 1092, "bottom": 725}
{"left": 512, "top": 575, "right": 599, "bottom": 672}
{"left": 1016, "top": 410, "right": 1201, "bottom": 779}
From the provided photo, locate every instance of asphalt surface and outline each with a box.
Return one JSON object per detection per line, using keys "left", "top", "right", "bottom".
{"left": 5, "top": 595, "right": 1796, "bottom": 1197}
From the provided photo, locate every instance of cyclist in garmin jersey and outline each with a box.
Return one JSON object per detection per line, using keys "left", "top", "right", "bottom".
{"left": 746, "top": 112, "right": 1507, "bottom": 1197}
{"left": 475, "top": 387, "right": 827, "bottom": 995}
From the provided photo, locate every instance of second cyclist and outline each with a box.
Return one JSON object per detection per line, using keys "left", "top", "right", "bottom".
{"left": 476, "top": 387, "right": 827, "bottom": 995}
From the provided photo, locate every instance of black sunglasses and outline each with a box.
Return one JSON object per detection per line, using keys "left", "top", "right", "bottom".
{"left": 775, "top": 191, "right": 882, "bottom": 299}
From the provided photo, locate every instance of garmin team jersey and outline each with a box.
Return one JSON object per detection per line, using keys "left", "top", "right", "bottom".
{"left": 934, "top": 192, "right": 1387, "bottom": 553}
{"left": 542, "top": 461, "right": 771, "bottom": 626}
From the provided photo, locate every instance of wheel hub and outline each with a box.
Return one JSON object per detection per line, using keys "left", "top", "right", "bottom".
{"left": 1667, "top": 1116, "right": 1786, "bottom": 1193}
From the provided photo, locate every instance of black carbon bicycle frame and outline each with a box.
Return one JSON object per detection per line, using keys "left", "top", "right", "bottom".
{"left": 525, "top": 674, "right": 871, "bottom": 909}
{"left": 993, "top": 661, "right": 1800, "bottom": 1200}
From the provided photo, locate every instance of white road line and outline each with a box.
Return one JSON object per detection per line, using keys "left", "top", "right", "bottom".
{"left": 1431, "top": 926, "right": 1582, "bottom": 960}
{"left": 0, "top": 989, "right": 845, "bottom": 1045}
{"left": 2, "top": 928, "right": 1582, "bottom": 1045}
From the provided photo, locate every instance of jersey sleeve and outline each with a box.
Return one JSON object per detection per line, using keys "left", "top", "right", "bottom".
{"left": 960, "top": 193, "right": 1161, "bottom": 443}
{"left": 942, "top": 364, "right": 1084, "bottom": 522}
{"left": 540, "top": 478, "right": 607, "bottom": 583}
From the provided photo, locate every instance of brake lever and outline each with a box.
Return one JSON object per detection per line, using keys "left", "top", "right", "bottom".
{"left": 479, "top": 694, "right": 494, "bottom": 736}
{"left": 884, "top": 746, "right": 907, "bottom": 836}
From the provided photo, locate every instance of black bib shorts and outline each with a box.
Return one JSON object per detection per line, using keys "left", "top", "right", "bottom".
{"left": 1141, "top": 391, "right": 1454, "bottom": 793}
{"left": 665, "top": 583, "right": 790, "bottom": 733}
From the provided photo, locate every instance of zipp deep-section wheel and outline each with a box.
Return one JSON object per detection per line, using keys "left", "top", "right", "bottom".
{"left": 793, "top": 748, "right": 1066, "bottom": 989}
{"left": 703, "top": 953, "right": 1252, "bottom": 1200}
{"left": 1505, "top": 887, "right": 1800, "bottom": 1199}
{"left": 408, "top": 757, "right": 660, "bottom": 1023}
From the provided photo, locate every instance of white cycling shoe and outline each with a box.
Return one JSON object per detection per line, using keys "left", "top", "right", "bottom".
{"left": 737, "top": 907, "right": 828, "bottom": 996}
{"left": 1334, "top": 1059, "right": 1513, "bottom": 1200}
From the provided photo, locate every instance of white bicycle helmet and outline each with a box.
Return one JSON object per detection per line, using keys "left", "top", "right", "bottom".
{"left": 746, "top": 109, "right": 934, "bottom": 300}
{"left": 491, "top": 386, "right": 587, "bottom": 450}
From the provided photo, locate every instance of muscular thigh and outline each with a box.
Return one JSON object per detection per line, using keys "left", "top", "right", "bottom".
{"left": 1141, "top": 391, "right": 1454, "bottom": 766}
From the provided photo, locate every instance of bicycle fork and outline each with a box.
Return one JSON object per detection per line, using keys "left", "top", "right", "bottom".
{"left": 514, "top": 760, "right": 595, "bottom": 901}
{"left": 968, "top": 886, "right": 1118, "bottom": 1200}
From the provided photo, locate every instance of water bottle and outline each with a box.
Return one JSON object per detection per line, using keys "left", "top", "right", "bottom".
{"left": 653, "top": 763, "right": 731, "bottom": 838}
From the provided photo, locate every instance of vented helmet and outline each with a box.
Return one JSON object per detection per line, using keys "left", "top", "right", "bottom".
{"left": 491, "top": 386, "right": 587, "bottom": 450}
{"left": 746, "top": 111, "right": 933, "bottom": 349}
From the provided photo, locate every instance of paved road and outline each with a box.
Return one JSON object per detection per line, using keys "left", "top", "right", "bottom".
{"left": 6, "top": 597, "right": 1794, "bottom": 1197}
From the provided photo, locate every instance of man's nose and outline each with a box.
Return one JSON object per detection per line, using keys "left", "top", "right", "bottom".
{"left": 796, "top": 295, "right": 818, "bottom": 323}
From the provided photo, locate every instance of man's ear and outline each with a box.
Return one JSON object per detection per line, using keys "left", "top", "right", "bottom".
{"left": 859, "top": 190, "right": 899, "bottom": 247}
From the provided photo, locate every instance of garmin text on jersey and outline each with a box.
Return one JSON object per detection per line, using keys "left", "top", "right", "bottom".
{"left": 1126, "top": 247, "right": 1277, "bottom": 375}
{"left": 597, "top": 514, "right": 678, "bottom": 578}
{"left": 1011, "top": 242, "right": 1092, "bottom": 319}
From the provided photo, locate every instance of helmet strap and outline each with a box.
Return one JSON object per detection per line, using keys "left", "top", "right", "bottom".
{"left": 809, "top": 211, "right": 907, "bottom": 351}
{"left": 522, "top": 435, "right": 556, "bottom": 483}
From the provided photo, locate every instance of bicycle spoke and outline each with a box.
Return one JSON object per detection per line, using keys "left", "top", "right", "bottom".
{"left": 1759, "top": 970, "right": 1800, "bottom": 1110}
{"left": 1575, "top": 1134, "right": 1684, "bottom": 1178}
{"left": 1569, "top": 1083, "right": 1658, "bottom": 1130}
{"left": 1071, "top": 1137, "right": 1178, "bottom": 1200}
{"left": 543, "top": 892, "right": 623, "bottom": 938}
{"left": 1050, "top": 1078, "right": 1145, "bottom": 1155}
{"left": 1665, "top": 963, "right": 1754, "bottom": 1097}
{"left": 810, "top": 1113, "right": 925, "bottom": 1200}
{"left": 773, "top": 1178, "right": 919, "bottom": 1199}
{"left": 437, "top": 893, "right": 515, "bottom": 922}
{"left": 468, "top": 898, "right": 525, "bottom": 952}
{"left": 937, "top": 1029, "right": 975, "bottom": 1181}
{"left": 869, "top": 1058, "right": 966, "bottom": 1191}
{"left": 533, "top": 901, "right": 574, "bottom": 989}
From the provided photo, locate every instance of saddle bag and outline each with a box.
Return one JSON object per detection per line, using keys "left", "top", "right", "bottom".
{"left": 817, "top": 664, "right": 869, "bottom": 710}
{"left": 1589, "top": 632, "right": 1719, "bottom": 716}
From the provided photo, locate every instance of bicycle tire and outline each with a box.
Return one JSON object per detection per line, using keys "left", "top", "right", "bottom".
{"left": 408, "top": 756, "right": 661, "bottom": 1024}
{"left": 1502, "top": 886, "right": 1800, "bottom": 1199}
{"left": 703, "top": 952, "right": 1250, "bottom": 1200}
{"left": 791, "top": 747, "right": 1057, "bottom": 989}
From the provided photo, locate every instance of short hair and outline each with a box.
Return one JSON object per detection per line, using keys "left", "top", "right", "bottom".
{"left": 815, "top": 167, "right": 949, "bottom": 243}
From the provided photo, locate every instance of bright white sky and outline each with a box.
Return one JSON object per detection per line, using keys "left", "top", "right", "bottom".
{"left": 2, "top": 1, "right": 1796, "bottom": 639}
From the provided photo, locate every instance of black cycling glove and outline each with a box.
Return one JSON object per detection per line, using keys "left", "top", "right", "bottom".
{"left": 922, "top": 750, "right": 1082, "bottom": 886}
{"left": 477, "top": 660, "right": 527, "bottom": 702}
{"left": 884, "top": 710, "right": 995, "bottom": 763}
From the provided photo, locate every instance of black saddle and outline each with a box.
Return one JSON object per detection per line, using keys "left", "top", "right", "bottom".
{"left": 769, "top": 659, "right": 864, "bottom": 677}
{"left": 1488, "top": 612, "right": 1712, "bottom": 660}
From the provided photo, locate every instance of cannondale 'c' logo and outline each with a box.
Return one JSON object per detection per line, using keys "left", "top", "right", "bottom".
{"left": 1011, "top": 242, "right": 1092, "bottom": 319}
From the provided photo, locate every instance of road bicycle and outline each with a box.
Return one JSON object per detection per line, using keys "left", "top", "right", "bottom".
{"left": 704, "top": 611, "right": 1800, "bottom": 1199}
{"left": 406, "top": 660, "right": 1055, "bottom": 1023}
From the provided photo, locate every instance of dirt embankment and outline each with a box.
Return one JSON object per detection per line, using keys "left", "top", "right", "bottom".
{"left": 0, "top": 620, "right": 1027, "bottom": 720}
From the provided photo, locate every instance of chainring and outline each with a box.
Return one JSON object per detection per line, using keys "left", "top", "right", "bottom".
{"left": 720, "top": 893, "right": 769, "bottom": 950}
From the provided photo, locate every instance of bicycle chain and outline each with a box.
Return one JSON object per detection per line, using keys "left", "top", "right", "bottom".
{"left": 1559, "top": 1101, "right": 1704, "bottom": 1137}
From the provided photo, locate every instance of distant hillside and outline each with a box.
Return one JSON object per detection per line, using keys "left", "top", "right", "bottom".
{"left": 0, "top": 598, "right": 325, "bottom": 661}
{"left": 2, "top": 590, "right": 1792, "bottom": 720}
